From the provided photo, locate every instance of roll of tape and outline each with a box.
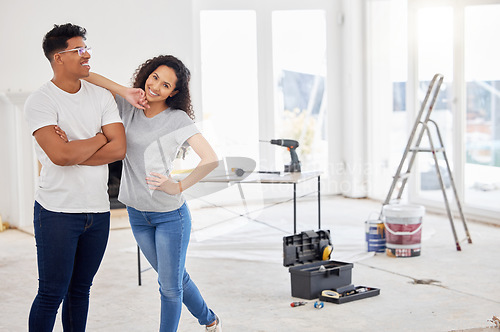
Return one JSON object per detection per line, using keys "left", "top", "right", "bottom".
{"left": 314, "top": 301, "right": 324, "bottom": 309}
{"left": 322, "top": 245, "right": 333, "bottom": 260}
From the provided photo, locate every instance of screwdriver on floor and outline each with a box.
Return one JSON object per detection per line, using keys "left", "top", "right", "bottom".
{"left": 290, "top": 301, "right": 307, "bottom": 307}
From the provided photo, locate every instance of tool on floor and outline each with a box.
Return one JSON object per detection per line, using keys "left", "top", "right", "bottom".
{"left": 260, "top": 139, "right": 301, "bottom": 172}
{"left": 314, "top": 301, "right": 324, "bottom": 309}
{"left": 290, "top": 301, "right": 307, "bottom": 307}
{"left": 382, "top": 73, "right": 472, "bottom": 251}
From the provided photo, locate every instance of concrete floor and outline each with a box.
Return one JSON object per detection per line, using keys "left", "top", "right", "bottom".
{"left": 1, "top": 195, "right": 499, "bottom": 332}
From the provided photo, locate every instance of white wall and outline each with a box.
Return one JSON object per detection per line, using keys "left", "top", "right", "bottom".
{"left": 0, "top": 0, "right": 194, "bottom": 228}
{"left": 0, "top": 92, "right": 37, "bottom": 229}
{"left": 339, "top": 0, "right": 368, "bottom": 198}
{"left": 365, "top": 0, "right": 396, "bottom": 201}
{"left": 0, "top": 0, "right": 194, "bottom": 91}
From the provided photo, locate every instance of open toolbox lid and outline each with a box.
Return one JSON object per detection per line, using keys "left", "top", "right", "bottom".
{"left": 283, "top": 230, "right": 332, "bottom": 267}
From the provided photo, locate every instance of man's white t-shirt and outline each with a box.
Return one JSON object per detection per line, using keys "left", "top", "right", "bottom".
{"left": 24, "top": 80, "right": 122, "bottom": 213}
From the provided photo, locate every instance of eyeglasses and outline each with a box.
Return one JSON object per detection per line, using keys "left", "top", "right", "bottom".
{"left": 57, "top": 46, "right": 92, "bottom": 57}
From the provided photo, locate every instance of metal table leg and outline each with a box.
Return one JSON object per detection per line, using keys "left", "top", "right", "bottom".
{"left": 318, "top": 175, "right": 321, "bottom": 229}
{"left": 293, "top": 183, "right": 297, "bottom": 234}
{"left": 137, "top": 245, "right": 142, "bottom": 286}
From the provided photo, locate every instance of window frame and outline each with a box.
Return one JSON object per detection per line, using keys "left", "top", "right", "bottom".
{"left": 193, "top": 0, "right": 341, "bottom": 193}
{"left": 408, "top": 0, "right": 500, "bottom": 223}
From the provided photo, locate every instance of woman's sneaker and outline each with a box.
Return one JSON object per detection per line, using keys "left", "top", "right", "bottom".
{"left": 205, "top": 315, "right": 222, "bottom": 332}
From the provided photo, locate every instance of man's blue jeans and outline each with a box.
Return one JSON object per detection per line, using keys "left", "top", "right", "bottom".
{"left": 127, "top": 203, "right": 216, "bottom": 332}
{"left": 29, "top": 201, "right": 110, "bottom": 332}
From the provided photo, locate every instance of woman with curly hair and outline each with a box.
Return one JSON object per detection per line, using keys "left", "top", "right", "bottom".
{"left": 63, "top": 55, "right": 222, "bottom": 331}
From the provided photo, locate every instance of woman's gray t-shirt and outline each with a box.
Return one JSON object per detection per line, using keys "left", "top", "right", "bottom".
{"left": 115, "top": 95, "right": 199, "bottom": 212}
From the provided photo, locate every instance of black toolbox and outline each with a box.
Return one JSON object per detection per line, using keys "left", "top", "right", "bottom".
{"left": 288, "top": 260, "right": 354, "bottom": 300}
{"left": 283, "top": 230, "right": 380, "bottom": 302}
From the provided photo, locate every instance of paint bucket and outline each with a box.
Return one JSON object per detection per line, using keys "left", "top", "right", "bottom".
{"left": 365, "top": 214, "right": 386, "bottom": 253}
{"left": 383, "top": 204, "right": 425, "bottom": 258}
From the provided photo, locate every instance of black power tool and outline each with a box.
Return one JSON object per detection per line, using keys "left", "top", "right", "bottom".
{"left": 264, "top": 139, "right": 301, "bottom": 173}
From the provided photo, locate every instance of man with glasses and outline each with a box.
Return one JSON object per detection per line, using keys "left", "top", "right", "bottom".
{"left": 24, "top": 23, "right": 125, "bottom": 332}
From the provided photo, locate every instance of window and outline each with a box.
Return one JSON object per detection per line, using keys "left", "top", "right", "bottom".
{"left": 272, "top": 10, "right": 328, "bottom": 173}
{"left": 369, "top": 0, "right": 500, "bottom": 222}
{"left": 406, "top": 0, "right": 500, "bottom": 222}
{"left": 464, "top": 4, "right": 500, "bottom": 210}
{"left": 366, "top": 0, "right": 408, "bottom": 200}
{"left": 197, "top": 1, "right": 336, "bottom": 186}
{"left": 199, "top": 10, "right": 259, "bottom": 162}
{"left": 414, "top": 6, "right": 454, "bottom": 201}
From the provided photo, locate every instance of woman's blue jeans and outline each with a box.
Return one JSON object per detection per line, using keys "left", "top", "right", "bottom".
{"left": 127, "top": 203, "right": 215, "bottom": 332}
{"left": 29, "top": 201, "right": 110, "bottom": 332}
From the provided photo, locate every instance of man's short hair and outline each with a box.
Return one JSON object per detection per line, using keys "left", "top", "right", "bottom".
{"left": 42, "top": 23, "right": 87, "bottom": 62}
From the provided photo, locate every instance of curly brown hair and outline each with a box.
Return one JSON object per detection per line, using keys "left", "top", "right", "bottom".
{"left": 132, "top": 55, "right": 194, "bottom": 119}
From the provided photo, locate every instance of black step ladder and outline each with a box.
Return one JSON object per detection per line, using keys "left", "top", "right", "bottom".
{"left": 383, "top": 73, "right": 472, "bottom": 251}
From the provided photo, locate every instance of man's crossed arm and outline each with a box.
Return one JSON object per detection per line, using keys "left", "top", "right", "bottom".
{"left": 34, "top": 122, "right": 126, "bottom": 166}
